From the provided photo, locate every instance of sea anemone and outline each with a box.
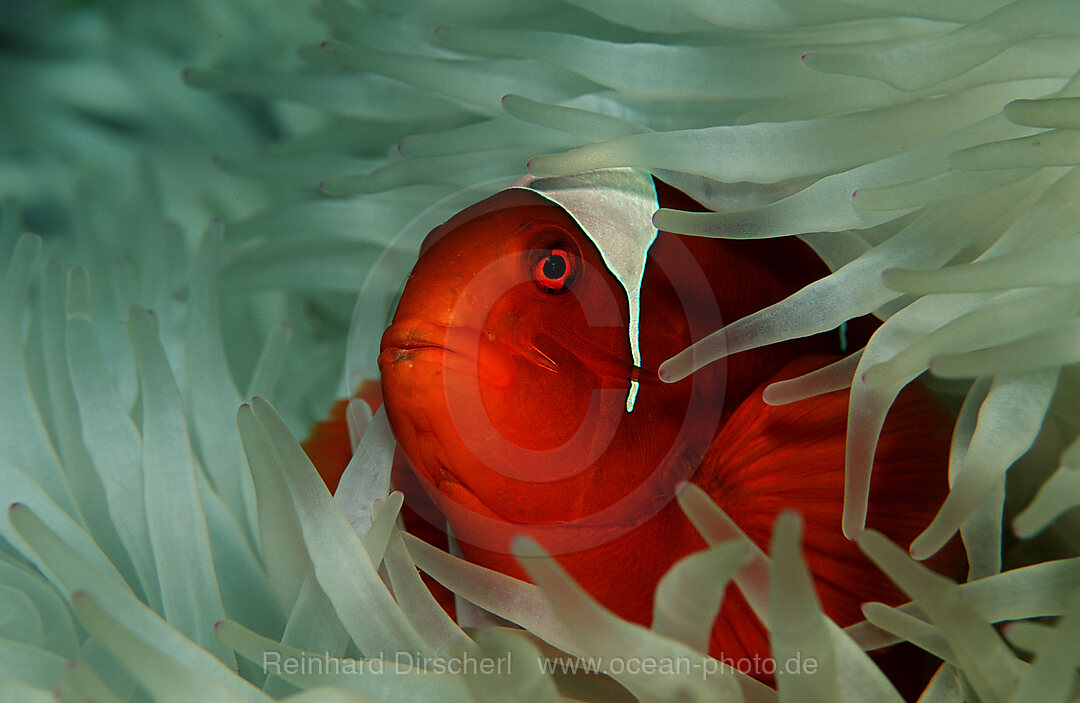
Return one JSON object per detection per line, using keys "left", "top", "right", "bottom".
{"left": 2, "top": 0, "right": 1079, "bottom": 701}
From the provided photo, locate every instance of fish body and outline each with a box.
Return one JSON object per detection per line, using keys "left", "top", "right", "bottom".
{"left": 309, "top": 171, "right": 958, "bottom": 671}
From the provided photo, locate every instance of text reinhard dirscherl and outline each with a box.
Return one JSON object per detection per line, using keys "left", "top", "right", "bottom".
{"left": 262, "top": 651, "right": 819, "bottom": 679}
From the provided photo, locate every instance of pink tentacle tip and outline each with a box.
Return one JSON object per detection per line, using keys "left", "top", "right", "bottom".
{"left": 525, "top": 158, "right": 534, "bottom": 172}
{"left": 214, "top": 620, "right": 223, "bottom": 631}
{"left": 851, "top": 190, "right": 858, "bottom": 200}
{"left": 800, "top": 53, "right": 808, "bottom": 64}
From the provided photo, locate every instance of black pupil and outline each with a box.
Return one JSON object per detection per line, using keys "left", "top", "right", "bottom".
{"left": 542, "top": 253, "right": 566, "bottom": 281}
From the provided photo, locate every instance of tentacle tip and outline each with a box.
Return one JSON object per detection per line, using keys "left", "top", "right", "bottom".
{"left": 1010, "top": 517, "right": 1033, "bottom": 538}
{"left": 800, "top": 52, "right": 808, "bottom": 63}
{"left": 434, "top": 25, "right": 445, "bottom": 37}
{"left": 71, "top": 589, "right": 88, "bottom": 601}
{"left": 908, "top": 534, "right": 936, "bottom": 560}
{"left": 1002, "top": 99, "right": 1028, "bottom": 118}
{"left": 657, "top": 360, "right": 684, "bottom": 383}
{"left": 778, "top": 508, "right": 803, "bottom": 529}
{"left": 525, "top": 158, "right": 534, "bottom": 172}
{"left": 851, "top": 189, "right": 858, "bottom": 200}
{"left": 213, "top": 620, "right": 223, "bottom": 631}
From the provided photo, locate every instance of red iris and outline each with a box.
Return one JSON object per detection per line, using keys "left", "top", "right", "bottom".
{"left": 532, "top": 248, "right": 573, "bottom": 292}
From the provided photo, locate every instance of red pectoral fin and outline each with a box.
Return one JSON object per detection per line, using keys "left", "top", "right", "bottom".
{"left": 698, "top": 356, "right": 962, "bottom": 661}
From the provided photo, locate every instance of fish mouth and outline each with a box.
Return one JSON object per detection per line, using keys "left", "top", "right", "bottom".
{"left": 378, "top": 321, "right": 514, "bottom": 388}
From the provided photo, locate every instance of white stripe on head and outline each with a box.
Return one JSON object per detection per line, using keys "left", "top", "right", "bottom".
{"left": 511, "top": 168, "right": 658, "bottom": 412}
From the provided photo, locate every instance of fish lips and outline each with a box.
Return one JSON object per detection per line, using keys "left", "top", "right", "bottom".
{"left": 378, "top": 322, "right": 515, "bottom": 389}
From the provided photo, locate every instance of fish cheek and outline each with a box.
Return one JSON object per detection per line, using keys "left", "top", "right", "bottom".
{"left": 379, "top": 353, "right": 453, "bottom": 481}
{"left": 480, "top": 348, "right": 593, "bottom": 452}
{"left": 470, "top": 289, "right": 600, "bottom": 475}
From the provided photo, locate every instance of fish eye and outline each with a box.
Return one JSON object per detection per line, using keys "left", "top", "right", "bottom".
{"left": 532, "top": 247, "right": 576, "bottom": 293}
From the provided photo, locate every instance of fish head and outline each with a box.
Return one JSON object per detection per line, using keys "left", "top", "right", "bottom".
{"left": 379, "top": 187, "right": 648, "bottom": 533}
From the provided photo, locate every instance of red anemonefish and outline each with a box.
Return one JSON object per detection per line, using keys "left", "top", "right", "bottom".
{"left": 304, "top": 168, "right": 960, "bottom": 684}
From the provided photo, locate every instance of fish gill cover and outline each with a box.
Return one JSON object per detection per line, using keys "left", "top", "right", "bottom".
{"left": 0, "top": 0, "right": 1078, "bottom": 701}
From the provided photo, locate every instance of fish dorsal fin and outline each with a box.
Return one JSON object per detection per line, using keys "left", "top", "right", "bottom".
{"left": 511, "top": 168, "right": 659, "bottom": 412}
